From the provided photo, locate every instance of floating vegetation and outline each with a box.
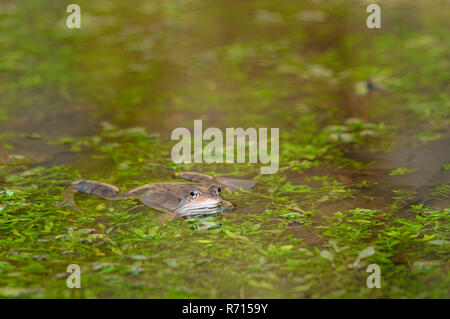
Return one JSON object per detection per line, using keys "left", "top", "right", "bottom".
{"left": 389, "top": 168, "right": 415, "bottom": 176}
{"left": 0, "top": 0, "right": 448, "bottom": 299}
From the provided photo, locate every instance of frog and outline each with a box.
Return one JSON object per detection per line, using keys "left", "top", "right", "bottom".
{"left": 58, "top": 171, "right": 256, "bottom": 221}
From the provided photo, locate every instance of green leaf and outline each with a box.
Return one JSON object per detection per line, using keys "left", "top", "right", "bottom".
{"left": 44, "top": 221, "right": 53, "bottom": 232}
{"left": 223, "top": 230, "right": 238, "bottom": 239}
{"left": 252, "top": 223, "right": 261, "bottom": 231}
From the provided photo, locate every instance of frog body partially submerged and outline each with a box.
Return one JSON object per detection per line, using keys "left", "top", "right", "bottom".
{"left": 59, "top": 172, "right": 255, "bottom": 221}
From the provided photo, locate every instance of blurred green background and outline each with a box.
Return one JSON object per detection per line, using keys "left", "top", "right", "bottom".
{"left": 0, "top": 0, "right": 449, "bottom": 298}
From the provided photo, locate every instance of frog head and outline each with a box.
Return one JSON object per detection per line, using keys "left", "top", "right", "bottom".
{"left": 174, "top": 185, "right": 223, "bottom": 215}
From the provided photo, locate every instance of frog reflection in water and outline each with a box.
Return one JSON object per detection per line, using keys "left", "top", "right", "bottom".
{"left": 59, "top": 172, "right": 256, "bottom": 221}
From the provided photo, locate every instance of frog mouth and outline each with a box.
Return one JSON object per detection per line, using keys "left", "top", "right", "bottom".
{"left": 175, "top": 199, "right": 223, "bottom": 216}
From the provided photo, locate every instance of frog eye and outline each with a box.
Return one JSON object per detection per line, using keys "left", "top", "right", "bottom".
{"left": 208, "top": 185, "right": 221, "bottom": 195}
{"left": 189, "top": 191, "right": 199, "bottom": 199}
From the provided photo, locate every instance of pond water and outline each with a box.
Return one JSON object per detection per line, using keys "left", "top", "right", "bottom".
{"left": 0, "top": 0, "right": 449, "bottom": 298}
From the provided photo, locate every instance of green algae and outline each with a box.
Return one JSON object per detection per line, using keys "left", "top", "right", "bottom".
{"left": 0, "top": 0, "right": 449, "bottom": 299}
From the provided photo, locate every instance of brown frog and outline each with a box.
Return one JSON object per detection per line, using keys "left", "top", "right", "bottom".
{"left": 59, "top": 171, "right": 256, "bottom": 221}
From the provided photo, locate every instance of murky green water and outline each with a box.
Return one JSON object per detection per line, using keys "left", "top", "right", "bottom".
{"left": 0, "top": 0, "right": 449, "bottom": 298}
